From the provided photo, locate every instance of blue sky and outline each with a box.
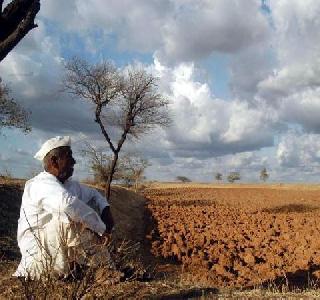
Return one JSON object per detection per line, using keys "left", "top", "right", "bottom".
{"left": 1, "top": 0, "right": 320, "bottom": 183}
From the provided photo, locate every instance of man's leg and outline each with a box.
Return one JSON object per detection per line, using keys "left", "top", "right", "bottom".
{"left": 31, "top": 216, "right": 80, "bottom": 276}
{"left": 33, "top": 215, "right": 113, "bottom": 277}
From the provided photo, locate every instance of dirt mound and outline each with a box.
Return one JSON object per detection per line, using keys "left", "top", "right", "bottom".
{"left": 108, "top": 186, "right": 147, "bottom": 242}
{"left": 0, "top": 182, "right": 148, "bottom": 260}
{"left": 145, "top": 186, "right": 320, "bottom": 287}
{"left": 0, "top": 183, "right": 24, "bottom": 260}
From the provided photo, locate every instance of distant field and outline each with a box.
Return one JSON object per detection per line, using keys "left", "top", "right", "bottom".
{"left": 148, "top": 181, "right": 320, "bottom": 189}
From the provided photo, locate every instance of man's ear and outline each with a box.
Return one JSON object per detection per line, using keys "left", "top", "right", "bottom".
{"left": 51, "top": 155, "right": 59, "bottom": 168}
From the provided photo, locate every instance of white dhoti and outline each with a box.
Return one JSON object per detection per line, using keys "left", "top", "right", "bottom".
{"left": 14, "top": 215, "right": 111, "bottom": 279}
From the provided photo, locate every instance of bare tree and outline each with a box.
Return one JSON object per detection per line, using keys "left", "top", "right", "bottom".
{"left": 227, "top": 172, "right": 240, "bottom": 183}
{"left": 260, "top": 167, "right": 269, "bottom": 182}
{"left": 64, "top": 58, "right": 170, "bottom": 198}
{"left": 83, "top": 145, "right": 149, "bottom": 192}
{"left": 82, "top": 144, "right": 114, "bottom": 186}
{"left": 214, "top": 172, "right": 222, "bottom": 182}
{"left": 82, "top": 143, "right": 124, "bottom": 185}
{"left": 0, "top": 0, "right": 40, "bottom": 62}
{"left": 0, "top": 78, "right": 30, "bottom": 131}
{"left": 176, "top": 176, "right": 191, "bottom": 183}
{"left": 121, "top": 154, "right": 149, "bottom": 191}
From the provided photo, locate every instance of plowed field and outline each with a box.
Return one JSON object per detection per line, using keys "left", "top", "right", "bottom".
{"left": 144, "top": 184, "right": 320, "bottom": 287}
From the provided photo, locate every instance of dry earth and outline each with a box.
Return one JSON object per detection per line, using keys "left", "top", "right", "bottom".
{"left": 145, "top": 183, "right": 320, "bottom": 288}
{"left": 0, "top": 180, "right": 215, "bottom": 299}
{"left": 2, "top": 180, "right": 320, "bottom": 298}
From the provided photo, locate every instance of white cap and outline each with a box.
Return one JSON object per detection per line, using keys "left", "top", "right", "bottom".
{"left": 34, "top": 136, "right": 71, "bottom": 161}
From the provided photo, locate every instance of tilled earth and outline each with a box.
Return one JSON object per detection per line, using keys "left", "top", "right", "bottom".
{"left": 2, "top": 181, "right": 320, "bottom": 297}
{"left": 144, "top": 185, "right": 320, "bottom": 287}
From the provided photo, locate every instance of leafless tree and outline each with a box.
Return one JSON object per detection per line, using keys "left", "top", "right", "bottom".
{"left": 120, "top": 154, "right": 149, "bottom": 191}
{"left": 176, "top": 176, "right": 191, "bottom": 183}
{"left": 227, "top": 171, "right": 241, "bottom": 183}
{"left": 214, "top": 172, "right": 222, "bottom": 181}
{"left": 82, "top": 143, "right": 123, "bottom": 185}
{"left": 260, "top": 167, "right": 269, "bottom": 182}
{"left": 0, "top": 0, "right": 40, "bottom": 62}
{"left": 0, "top": 78, "right": 30, "bottom": 131}
{"left": 83, "top": 144, "right": 150, "bottom": 192}
{"left": 64, "top": 58, "right": 170, "bottom": 198}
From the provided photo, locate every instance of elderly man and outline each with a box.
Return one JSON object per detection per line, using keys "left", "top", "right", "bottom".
{"left": 14, "top": 136, "right": 114, "bottom": 279}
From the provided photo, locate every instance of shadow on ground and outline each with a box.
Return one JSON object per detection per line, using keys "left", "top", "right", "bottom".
{"left": 262, "top": 204, "right": 319, "bottom": 214}
{"left": 150, "top": 287, "right": 219, "bottom": 299}
{"left": 0, "top": 183, "right": 23, "bottom": 260}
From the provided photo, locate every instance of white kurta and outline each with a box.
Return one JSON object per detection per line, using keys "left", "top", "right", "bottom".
{"left": 14, "top": 171, "right": 108, "bottom": 278}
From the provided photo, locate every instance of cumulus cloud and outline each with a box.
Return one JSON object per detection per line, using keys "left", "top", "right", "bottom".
{"left": 40, "top": 0, "right": 172, "bottom": 53}
{"left": 255, "top": 0, "right": 320, "bottom": 133}
{"left": 278, "top": 88, "right": 320, "bottom": 132}
{"left": 277, "top": 131, "right": 320, "bottom": 168}
{"left": 40, "top": 0, "right": 270, "bottom": 65}
{"left": 156, "top": 0, "right": 270, "bottom": 65}
{"left": 229, "top": 44, "right": 275, "bottom": 100}
{"left": 154, "top": 61, "right": 276, "bottom": 159}
{"left": 2, "top": 0, "right": 320, "bottom": 182}
{"left": 0, "top": 20, "right": 101, "bottom": 136}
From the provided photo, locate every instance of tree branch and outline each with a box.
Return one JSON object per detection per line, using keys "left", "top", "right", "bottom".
{"left": 95, "top": 104, "right": 116, "bottom": 153}
{"left": 0, "top": 0, "right": 40, "bottom": 62}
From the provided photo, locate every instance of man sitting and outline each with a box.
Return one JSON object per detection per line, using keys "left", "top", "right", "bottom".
{"left": 13, "top": 136, "right": 114, "bottom": 279}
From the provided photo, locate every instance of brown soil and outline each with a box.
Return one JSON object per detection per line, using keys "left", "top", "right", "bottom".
{"left": 2, "top": 181, "right": 320, "bottom": 297}
{"left": 144, "top": 184, "right": 320, "bottom": 288}
{"left": 0, "top": 181, "right": 205, "bottom": 298}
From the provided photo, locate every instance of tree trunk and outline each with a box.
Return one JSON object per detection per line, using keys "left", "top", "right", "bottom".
{"left": 134, "top": 177, "right": 138, "bottom": 192}
{"left": 105, "top": 151, "right": 119, "bottom": 200}
{"left": 105, "top": 120, "right": 131, "bottom": 198}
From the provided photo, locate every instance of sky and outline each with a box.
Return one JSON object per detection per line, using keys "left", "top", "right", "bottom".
{"left": 1, "top": 0, "right": 320, "bottom": 183}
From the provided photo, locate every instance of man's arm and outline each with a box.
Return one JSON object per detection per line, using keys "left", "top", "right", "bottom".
{"left": 63, "top": 194, "right": 106, "bottom": 235}
{"left": 37, "top": 183, "right": 106, "bottom": 235}
{"left": 78, "top": 183, "right": 114, "bottom": 233}
{"left": 78, "top": 183, "right": 109, "bottom": 214}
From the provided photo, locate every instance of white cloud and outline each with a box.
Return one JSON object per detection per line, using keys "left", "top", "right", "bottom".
{"left": 255, "top": 1, "right": 320, "bottom": 117}
{"left": 40, "top": 0, "right": 269, "bottom": 65}
{"left": 269, "top": 0, "right": 320, "bottom": 65}
{"left": 154, "top": 61, "right": 276, "bottom": 158}
{"left": 229, "top": 44, "right": 275, "bottom": 100}
{"left": 156, "top": 0, "right": 270, "bottom": 65}
{"left": 2, "top": 0, "right": 320, "bottom": 183}
{"left": 277, "top": 131, "right": 320, "bottom": 168}
{"left": 279, "top": 88, "right": 320, "bottom": 132}
{"left": 41, "top": 0, "right": 172, "bottom": 53}
{"left": 258, "top": 62, "right": 320, "bottom": 101}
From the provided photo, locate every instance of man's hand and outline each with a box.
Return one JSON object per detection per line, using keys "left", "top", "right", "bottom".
{"left": 101, "top": 206, "right": 114, "bottom": 234}
{"left": 100, "top": 232, "right": 112, "bottom": 246}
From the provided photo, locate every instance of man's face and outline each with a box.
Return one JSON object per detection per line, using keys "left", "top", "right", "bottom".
{"left": 57, "top": 147, "right": 76, "bottom": 182}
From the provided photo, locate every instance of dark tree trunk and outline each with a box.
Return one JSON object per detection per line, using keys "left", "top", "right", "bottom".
{"left": 0, "top": 0, "right": 40, "bottom": 62}
{"left": 106, "top": 151, "right": 119, "bottom": 199}
{"left": 105, "top": 120, "right": 131, "bottom": 199}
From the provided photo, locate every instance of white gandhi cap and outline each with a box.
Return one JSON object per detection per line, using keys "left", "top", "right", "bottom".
{"left": 34, "top": 136, "right": 71, "bottom": 161}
